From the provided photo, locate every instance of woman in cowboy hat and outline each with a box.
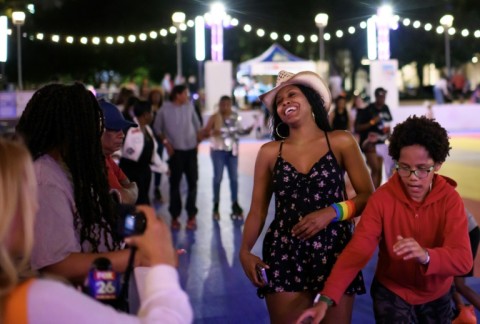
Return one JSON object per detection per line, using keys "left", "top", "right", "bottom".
{"left": 239, "top": 70, "right": 374, "bottom": 323}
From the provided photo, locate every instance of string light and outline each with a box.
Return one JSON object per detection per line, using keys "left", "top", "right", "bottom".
{"left": 11, "top": 12, "right": 480, "bottom": 49}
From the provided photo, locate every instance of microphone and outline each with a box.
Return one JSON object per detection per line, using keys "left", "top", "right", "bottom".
{"left": 84, "top": 257, "right": 121, "bottom": 305}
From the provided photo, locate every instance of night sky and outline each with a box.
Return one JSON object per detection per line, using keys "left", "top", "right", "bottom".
{"left": 1, "top": 0, "right": 479, "bottom": 87}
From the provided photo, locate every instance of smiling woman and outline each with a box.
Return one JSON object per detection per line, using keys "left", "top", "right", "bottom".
{"left": 239, "top": 70, "right": 374, "bottom": 324}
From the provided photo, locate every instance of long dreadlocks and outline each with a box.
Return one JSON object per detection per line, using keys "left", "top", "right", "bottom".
{"left": 16, "top": 83, "right": 121, "bottom": 252}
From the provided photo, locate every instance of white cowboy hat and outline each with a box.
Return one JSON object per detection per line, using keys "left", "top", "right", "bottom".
{"left": 259, "top": 70, "right": 332, "bottom": 113}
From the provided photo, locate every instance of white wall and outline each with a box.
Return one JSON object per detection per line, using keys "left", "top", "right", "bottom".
{"left": 390, "top": 103, "right": 480, "bottom": 132}
{"left": 204, "top": 61, "right": 233, "bottom": 115}
{"left": 370, "top": 60, "right": 400, "bottom": 111}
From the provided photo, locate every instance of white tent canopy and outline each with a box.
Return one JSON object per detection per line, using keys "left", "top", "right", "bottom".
{"left": 237, "top": 43, "right": 316, "bottom": 77}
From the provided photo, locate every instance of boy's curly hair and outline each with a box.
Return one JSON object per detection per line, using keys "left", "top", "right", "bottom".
{"left": 388, "top": 115, "right": 451, "bottom": 163}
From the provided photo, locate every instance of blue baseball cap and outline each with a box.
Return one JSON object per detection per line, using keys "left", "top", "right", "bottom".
{"left": 98, "top": 99, "right": 137, "bottom": 131}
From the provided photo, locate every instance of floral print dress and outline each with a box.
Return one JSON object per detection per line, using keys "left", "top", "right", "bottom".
{"left": 259, "top": 133, "right": 365, "bottom": 297}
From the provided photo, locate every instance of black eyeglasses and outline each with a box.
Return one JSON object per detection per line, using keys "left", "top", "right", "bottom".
{"left": 395, "top": 164, "right": 434, "bottom": 179}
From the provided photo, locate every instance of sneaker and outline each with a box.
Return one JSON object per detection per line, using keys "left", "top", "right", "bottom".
{"left": 171, "top": 218, "right": 181, "bottom": 230}
{"left": 186, "top": 218, "right": 197, "bottom": 230}
{"left": 453, "top": 305, "right": 477, "bottom": 324}
{"left": 213, "top": 203, "right": 220, "bottom": 221}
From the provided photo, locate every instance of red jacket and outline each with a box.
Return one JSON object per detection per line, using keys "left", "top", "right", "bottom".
{"left": 323, "top": 173, "right": 472, "bottom": 305}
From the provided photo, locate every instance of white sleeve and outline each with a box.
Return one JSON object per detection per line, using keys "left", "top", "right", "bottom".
{"left": 135, "top": 266, "right": 193, "bottom": 322}
{"left": 28, "top": 266, "right": 193, "bottom": 324}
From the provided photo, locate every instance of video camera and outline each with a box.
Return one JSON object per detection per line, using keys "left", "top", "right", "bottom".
{"left": 84, "top": 204, "right": 147, "bottom": 311}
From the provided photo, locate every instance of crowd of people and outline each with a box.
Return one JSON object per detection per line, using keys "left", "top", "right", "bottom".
{"left": 434, "top": 69, "right": 480, "bottom": 104}
{"left": 0, "top": 69, "right": 478, "bottom": 323}
{"left": 2, "top": 84, "right": 192, "bottom": 322}
{"left": 237, "top": 70, "right": 478, "bottom": 324}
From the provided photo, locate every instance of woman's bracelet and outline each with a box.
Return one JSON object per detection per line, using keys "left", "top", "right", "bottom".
{"left": 314, "top": 293, "right": 334, "bottom": 307}
{"left": 331, "top": 200, "right": 356, "bottom": 222}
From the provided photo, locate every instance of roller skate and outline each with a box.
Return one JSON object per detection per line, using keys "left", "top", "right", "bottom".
{"left": 213, "top": 203, "right": 220, "bottom": 221}
{"left": 231, "top": 201, "right": 244, "bottom": 220}
{"left": 186, "top": 216, "right": 197, "bottom": 231}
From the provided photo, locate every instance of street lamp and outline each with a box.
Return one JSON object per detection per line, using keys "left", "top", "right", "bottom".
{"left": 12, "top": 11, "right": 25, "bottom": 90}
{"left": 315, "top": 13, "right": 328, "bottom": 61}
{"left": 172, "top": 11, "right": 185, "bottom": 82}
{"left": 440, "top": 14, "right": 454, "bottom": 77}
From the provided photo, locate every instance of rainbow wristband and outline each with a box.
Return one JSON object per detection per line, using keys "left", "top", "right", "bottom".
{"left": 331, "top": 200, "right": 356, "bottom": 222}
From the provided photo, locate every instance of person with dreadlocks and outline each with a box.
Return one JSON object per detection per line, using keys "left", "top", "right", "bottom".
{"left": 16, "top": 83, "right": 131, "bottom": 285}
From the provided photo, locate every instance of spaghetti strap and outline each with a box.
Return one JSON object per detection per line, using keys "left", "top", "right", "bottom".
{"left": 325, "top": 131, "right": 332, "bottom": 152}
{"left": 278, "top": 140, "right": 285, "bottom": 157}
{"left": 325, "top": 131, "right": 348, "bottom": 200}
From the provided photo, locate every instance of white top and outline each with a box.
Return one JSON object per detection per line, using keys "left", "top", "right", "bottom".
{"left": 27, "top": 265, "right": 193, "bottom": 323}
{"left": 434, "top": 78, "right": 449, "bottom": 96}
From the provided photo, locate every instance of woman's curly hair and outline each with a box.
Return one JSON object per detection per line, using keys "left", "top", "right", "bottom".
{"left": 388, "top": 115, "right": 451, "bottom": 163}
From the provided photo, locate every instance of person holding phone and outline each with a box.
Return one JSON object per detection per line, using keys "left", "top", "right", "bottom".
{"left": 239, "top": 70, "right": 374, "bottom": 323}
{"left": 0, "top": 136, "right": 193, "bottom": 323}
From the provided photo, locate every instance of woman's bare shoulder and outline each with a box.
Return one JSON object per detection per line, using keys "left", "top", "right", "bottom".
{"left": 257, "top": 141, "right": 282, "bottom": 158}
{"left": 328, "top": 130, "right": 357, "bottom": 147}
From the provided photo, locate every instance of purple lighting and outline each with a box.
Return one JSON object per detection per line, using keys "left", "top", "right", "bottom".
{"left": 211, "top": 20, "right": 223, "bottom": 61}
{"left": 206, "top": 2, "right": 232, "bottom": 62}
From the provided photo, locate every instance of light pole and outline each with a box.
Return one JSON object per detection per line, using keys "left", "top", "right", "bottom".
{"left": 208, "top": 2, "right": 226, "bottom": 62}
{"left": 315, "top": 13, "right": 328, "bottom": 61}
{"left": 12, "top": 11, "right": 25, "bottom": 90}
{"left": 440, "top": 14, "right": 454, "bottom": 78}
{"left": 0, "top": 16, "right": 7, "bottom": 87}
{"left": 195, "top": 16, "right": 205, "bottom": 89}
{"left": 172, "top": 12, "right": 185, "bottom": 83}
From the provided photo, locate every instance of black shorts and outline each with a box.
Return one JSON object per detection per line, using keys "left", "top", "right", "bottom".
{"left": 370, "top": 278, "right": 453, "bottom": 324}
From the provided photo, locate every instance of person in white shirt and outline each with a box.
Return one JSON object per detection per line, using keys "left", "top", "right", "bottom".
{"left": 0, "top": 137, "right": 193, "bottom": 323}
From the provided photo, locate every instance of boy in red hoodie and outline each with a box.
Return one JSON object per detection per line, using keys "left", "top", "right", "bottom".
{"left": 297, "top": 115, "right": 473, "bottom": 324}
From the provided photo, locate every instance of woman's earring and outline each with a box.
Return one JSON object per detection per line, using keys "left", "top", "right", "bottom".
{"left": 312, "top": 111, "right": 316, "bottom": 121}
{"left": 275, "top": 122, "right": 289, "bottom": 139}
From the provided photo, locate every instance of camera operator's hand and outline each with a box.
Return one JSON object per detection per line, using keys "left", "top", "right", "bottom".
{"left": 124, "top": 205, "right": 176, "bottom": 267}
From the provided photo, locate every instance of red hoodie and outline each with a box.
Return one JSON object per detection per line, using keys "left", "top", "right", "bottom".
{"left": 322, "top": 173, "right": 472, "bottom": 305}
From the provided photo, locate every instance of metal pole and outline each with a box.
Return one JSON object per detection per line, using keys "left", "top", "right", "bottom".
{"left": 176, "top": 29, "right": 182, "bottom": 81}
{"left": 0, "top": 62, "right": 5, "bottom": 89}
{"left": 319, "top": 26, "right": 325, "bottom": 61}
{"left": 444, "top": 30, "right": 451, "bottom": 78}
{"left": 198, "top": 60, "right": 203, "bottom": 89}
{"left": 17, "top": 25, "right": 23, "bottom": 90}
